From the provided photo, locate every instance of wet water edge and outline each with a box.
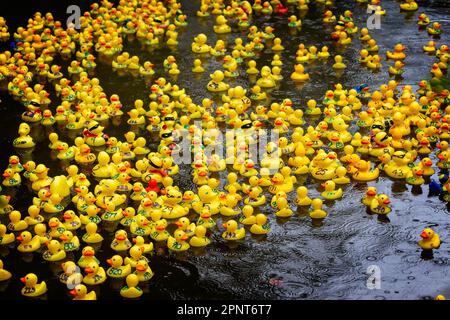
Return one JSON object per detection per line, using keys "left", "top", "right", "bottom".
{"left": 0, "top": 0, "right": 449, "bottom": 300}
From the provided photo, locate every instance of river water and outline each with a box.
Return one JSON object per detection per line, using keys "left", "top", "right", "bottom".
{"left": 0, "top": 0, "right": 450, "bottom": 300}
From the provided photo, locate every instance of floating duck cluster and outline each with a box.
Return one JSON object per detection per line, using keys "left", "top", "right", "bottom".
{"left": 0, "top": 0, "right": 448, "bottom": 300}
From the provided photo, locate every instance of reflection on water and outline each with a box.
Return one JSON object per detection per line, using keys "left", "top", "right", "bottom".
{"left": 0, "top": 0, "right": 450, "bottom": 300}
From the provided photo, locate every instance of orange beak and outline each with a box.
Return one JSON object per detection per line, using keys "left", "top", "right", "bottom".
{"left": 85, "top": 267, "right": 94, "bottom": 274}
{"left": 2, "top": 172, "right": 10, "bottom": 178}
{"left": 175, "top": 221, "right": 183, "bottom": 227}
{"left": 116, "top": 234, "right": 126, "bottom": 241}
{"left": 367, "top": 190, "right": 376, "bottom": 197}
{"left": 222, "top": 223, "right": 227, "bottom": 229}
{"left": 69, "top": 289, "right": 77, "bottom": 296}
{"left": 181, "top": 234, "right": 188, "bottom": 241}
{"left": 59, "top": 234, "right": 68, "bottom": 241}
{"left": 136, "top": 264, "right": 146, "bottom": 272}
{"left": 420, "top": 231, "right": 428, "bottom": 239}
{"left": 20, "top": 277, "right": 26, "bottom": 284}
{"left": 156, "top": 225, "right": 165, "bottom": 231}
{"left": 383, "top": 199, "right": 391, "bottom": 205}
{"left": 17, "top": 235, "right": 23, "bottom": 241}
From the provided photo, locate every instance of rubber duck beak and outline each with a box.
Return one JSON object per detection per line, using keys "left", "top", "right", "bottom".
{"left": 175, "top": 221, "right": 183, "bottom": 227}
{"left": 425, "top": 160, "right": 433, "bottom": 166}
{"left": 134, "top": 263, "right": 146, "bottom": 271}
{"left": 367, "top": 190, "right": 376, "bottom": 196}
{"left": 438, "top": 154, "right": 445, "bottom": 160}
{"left": 321, "top": 183, "right": 326, "bottom": 188}
{"left": 416, "top": 170, "right": 423, "bottom": 176}
{"left": 20, "top": 277, "right": 26, "bottom": 284}
{"left": 84, "top": 250, "right": 94, "bottom": 257}
{"left": 181, "top": 234, "right": 189, "bottom": 241}
{"left": 106, "top": 259, "right": 113, "bottom": 266}
{"left": 85, "top": 267, "right": 94, "bottom": 274}
{"left": 59, "top": 235, "right": 68, "bottom": 241}
{"left": 2, "top": 172, "right": 10, "bottom": 178}
{"left": 17, "top": 235, "right": 23, "bottom": 241}
{"left": 420, "top": 231, "right": 429, "bottom": 239}
{"left": 383, "top": 199, "right": 390, "bottom": 205}
{"left": 116, "top": 235, "right": 126, "bottom": 241}
{"left": 69, "top": 289, "right": 77, "bottom": 297}
{"left": 156, "top": 225, "right": 165, "bottom": 231}
{"left": 222, "top": 223, "right": 227, "bottom": 229}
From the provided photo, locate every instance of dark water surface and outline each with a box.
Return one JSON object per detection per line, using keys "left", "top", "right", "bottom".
{"left": 0, "top": 0, "right": 450, "bottom": 300}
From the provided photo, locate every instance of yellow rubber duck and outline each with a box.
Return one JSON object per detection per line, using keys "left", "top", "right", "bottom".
{"left": 2, "top": 168, "right": 21, "bottom": 187}
{"left": 160, "top": 186, "right": 189, "bottom": 219}
{"left": 70, "top": 284, "right": 97, "bottom": 300}
{"left": 321, "top": 180, "right": 343, "bottom": 200}
{"left": 42, "top": 239, "right": 66, "bottom": 262}
{"left": 423, "top": 41, "right": 436, "bottom": 53}
{"left": 386, "top": 43, "right": 407, "bottom": 60}
{"left": 132, "top": 236, "right": 153, "bottom": 254}
{"left": 250, "top": 214, "right": 270, "bottom": 234}
{"left": 257, "top": 66, "right": 276, "bottom": 88}
{"left": 272, "top": 38, "right": 285, "bottom": 51}
{"left": 8, "top": 210, "right": 28, "bottom": 232}
{"left": 189, "top": 226, "right": 211, "bottom": 247}
{"left": 305, "top": 99, "right": 321, "bottom": 116}
{"left": 0, "top": 223, "right": 15, "bottom": 245}
{"left": 13, "top": 123, "right": 35, "bottom": 148}
{"left": 191, "top": 33, "right": 211, "bottom": 53}
{"left": 418, "top": 158, "right": 434, "bottom": 176}
{"left": 370, "top": 194, "right": 391, "bottom": 215}
{"left": 290, "top": 64, "right": 309, "bottom": 81}
{"left": 418, "top": 228, "right": 441, "bottom": 250}
{"left": 400, "top": 0, "right": 418, "bottom": 11}
{"left": 95, "top": 179, "right": 127, "bottom": 208}
{"left": 238, "top": 205, "right": 255, "bottom": 225}
{"left": 332, "top": 55, "right": 346, "bottom": 69}
{"left": 275, "top": 197, "right": 293, "bottom": 218}
{"left": 134, "top": 259, "right": 154, "bottom": 282}
{"left": 294, "top": 186, "right": 311, "bottom": 206}
{"left": 102, "top": 202, "right": 124, "bottom": 222}
{"left": 167, "top": 229, "right": 190, "bottom": 252}
{"left": 130, "top": 214, "right": 152, "bottom": 237}
{"left": 59, "top": 230, "right": 80, "bottom": 252}
{"left": 428, "top": 22, "right": 442, "bottom": 36}
{"left": 214, "top": 15, "right": 231, "bottom": 34}
{"left": 406, "top": 166, "right": 425, "bottom": 186}
{"left": 222, "top": 220, "right": 246, "bottom": 241}
{"left": 418, "top": 13, "right": 430, "bottom": 26}
{"left": 82, "top": 222, "right": 104, "bottom": 244}
{"left": 150, "top": 219, "right": 171, "bottom": 241}
{"left": 120, "top": 274, "right": 143, "bottom": 299}
{"left": 207, "top": 70, "right": 229, "bottom": 92}
{"left": 110, "top": 229, "right": 132, "bottom": 252}
{"left": 106, "top": 255, "right": 131, "bottom": 278}
{"left": 77, "top": 246, "right": 100, "bottom": 268}
{"left": 83, "top": 261, "right": 106, "bottom": 286}
{"left": 353, "top": 160, "right": 380, "bottom": 181}
{"left": 384, "top": 151, "right": 412, "bottom": 179}
{"left": 192, "top": 59, "right": 205, "bottom": 73}
{"left": 0, "top": 259, "right": 12, "bottom": 281}
{"left": 62, "top": 210, "right": 81, "bottom": 231}
{"left": 362, "top": 187, "right": 377, "bottom": 206}
{"left": 80, "top": 205, "right": 102, "bottom": 225}
{"left": 21, "top": 273, "right": 47, "bottom": 297}
{"left": 288, "top": 15, "right": 302, "bottom": 29}
{"left": 309, "top": 198, "right": 327, "bottom": 219}
{"left": 175, "top": 217, "right": 196, "bottom": 237}
{"left": 333, "top": 166, "right": 351, "bottom": 184}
